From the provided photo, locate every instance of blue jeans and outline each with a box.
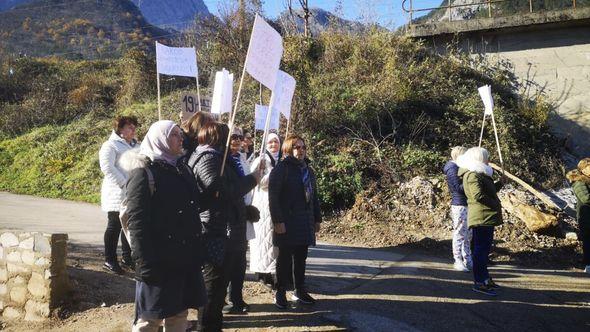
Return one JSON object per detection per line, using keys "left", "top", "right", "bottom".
{"left": 472, "top": 226, "right": 494, "bottom": 283}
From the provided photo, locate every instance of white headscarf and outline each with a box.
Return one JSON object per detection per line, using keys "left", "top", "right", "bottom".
{"left": 266, "top": 132, "right": 281, "bottom": 162}
{"left": 139, "top": 120, "right": 180, "bottom": 166}
{"left": 456, "top": 147, "right": 493, "bottom": 177}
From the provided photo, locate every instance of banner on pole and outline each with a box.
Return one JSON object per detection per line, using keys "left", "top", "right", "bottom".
{"left": 478, "top": 85, "right": 494, "bottom": 115}
{"left": 245, "top": 15, "right": 283, "bottom": 90}
{"left": 255, "top": 104, "right": 279, "bottom": 131}
{"left": 211, "top": 69, "right": 234, "bottom": 115}
{"left": 270, "top": 70, "right": 296, "bottom": 119}
{"left": 156, "top": 42, "right": 198, "bottom": 77}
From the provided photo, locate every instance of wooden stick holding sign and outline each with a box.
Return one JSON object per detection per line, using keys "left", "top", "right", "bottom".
{"left": 477, "top": 85, "right": 505, "bottom": 177}
{"left": 194, "top": 47, "right": 202, "bottom": 113}
{"left": 220, "top": 14, "right": 283, "bottom": 177}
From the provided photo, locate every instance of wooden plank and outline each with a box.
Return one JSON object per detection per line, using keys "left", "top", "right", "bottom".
{"left": 489, "top": 162, "right": 561, "bottom": 211}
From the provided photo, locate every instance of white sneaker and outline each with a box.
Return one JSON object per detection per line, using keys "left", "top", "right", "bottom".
{"left": 453, "top": 261, "right": 469, "bottom": 272}
{"left": 584, "top": 265, "right": 590, "bottom": 274}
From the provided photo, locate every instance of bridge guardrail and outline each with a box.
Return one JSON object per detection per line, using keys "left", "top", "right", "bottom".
{"left": 402, "top": 0, "right": 582, "bottom": 26}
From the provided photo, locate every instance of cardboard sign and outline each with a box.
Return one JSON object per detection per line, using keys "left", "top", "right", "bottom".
{"left": 211, "top": 69, "right": 234, "bottom": 115}
{"left": 270, "top": 70, "right": 296, "bottom": 119}
{"left": 255, "top": 104, "right": 279, "bottom": 131}
{"left": 478, "top": 85, "right": 494, "bottom": 115}
{"left": 156, "top": 42, "right": 198, "bottom": 78}
{"left": 245, "top": 15, "right": 283, "bottom": 90}
{"left": 179, "top": 92, "right": 210, "bottom": 122}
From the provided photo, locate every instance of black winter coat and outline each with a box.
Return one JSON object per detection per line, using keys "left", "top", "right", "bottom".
{"left": 188, "top": 145, "right": 257, "bottom": 252}
{"left": 126, "top": 159, "right": 203, "bottom": 285}
{"left": 269, "top": 156, "right": 322, "bottom": 247}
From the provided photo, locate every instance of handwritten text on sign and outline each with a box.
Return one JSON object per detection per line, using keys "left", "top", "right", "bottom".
{"left": 245, "top": 15, "right": 283, "bottom": 90}
{"left": 270, "top": 70, "right": 296, "bottom": 119}
{"left": 179, "top": 92, "right": 210, "bottom": 122}
{"left": 255, "top": 104, "right": 280, "bottom": 131}
{"left": 156, "top": 42, "right": 198, "bottom": 78}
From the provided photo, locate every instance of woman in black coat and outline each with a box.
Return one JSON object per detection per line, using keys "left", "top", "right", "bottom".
{"left": 126, "top": 120, "right": 206, "bottom": 331}
{"left": 269, "top": 135, "right": 322, "bottom": 309}
{"left": 187, "top": 122, "right": 262, "bottom": 332}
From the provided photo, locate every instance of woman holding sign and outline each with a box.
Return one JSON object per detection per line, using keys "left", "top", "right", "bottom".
{"left": 457, "top": 147, "right": 504, "bottom": 296}
{"left": 269, "top": 135, "right": 321, "bottom": 309}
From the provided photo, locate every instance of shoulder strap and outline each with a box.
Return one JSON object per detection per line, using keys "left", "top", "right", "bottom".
{"left": 145, "top": 167, "right": 156, "bottom": 196}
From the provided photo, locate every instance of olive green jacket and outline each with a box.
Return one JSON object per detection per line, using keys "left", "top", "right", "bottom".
{"left": 458, "top": 168, "right": 503, "bottom": 228}
{"left": 572, "top": 180, "right": 590, "bottom": 222}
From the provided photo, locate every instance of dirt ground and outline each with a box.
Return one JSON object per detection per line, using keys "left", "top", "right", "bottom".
{"left": 3, "top": 236, "right": 590, "bottom": 332}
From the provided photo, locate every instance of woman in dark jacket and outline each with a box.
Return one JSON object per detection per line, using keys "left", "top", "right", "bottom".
{"left": 126, "top": 120, "right": 206, "bottom": 331}
{"left": 187, "top": 122, "right": 262, "bottom": 332}
{"left": 269, "top": 135, "right": 322, "bottom": 309}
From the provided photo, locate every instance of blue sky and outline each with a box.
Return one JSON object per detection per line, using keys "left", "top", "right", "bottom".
{"left": 201, "top": 0, "right": 442, "bottom": 29}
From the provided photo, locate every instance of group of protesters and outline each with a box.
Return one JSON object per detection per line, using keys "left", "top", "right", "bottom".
{"left": 444, "top": 146, "right": 590, "bottom": 297}
{"left": 98, "top": 113, "right": 321, "bottom": 332}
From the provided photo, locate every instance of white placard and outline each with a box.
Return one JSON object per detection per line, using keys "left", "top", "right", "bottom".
{"left": 478, "top": 85, "right": 494, "bottom": 115}
{"left": 211, "top": 69, "right": 234, "bottom": 115}
{"left": 156, "top": 42, "right": 198, "bottom": 77}
{"left": 245, "top": 15, "right": 283, "bottom": 90}
{"left": 255, "top": 104, "right": 279, "bottom": 131}
{"left": 270, "top": 70, "right": 296, "bottom": 119}
{"left": 179, "top": 92, "right": 211, "bottom": 122}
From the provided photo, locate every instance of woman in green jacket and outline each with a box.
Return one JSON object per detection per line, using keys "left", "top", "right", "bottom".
{"left": 566, "top": 158, "right": 590, "bottom": 274}
{"left": 457, "top": 147, "right": 503, "bottom": 296}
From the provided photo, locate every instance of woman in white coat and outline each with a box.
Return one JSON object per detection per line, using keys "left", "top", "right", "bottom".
{"left": 99, "top": 115, "right": 139, "bottom": 274}
{"left": 249, "top": 133, "right": 281, "bottom": 288}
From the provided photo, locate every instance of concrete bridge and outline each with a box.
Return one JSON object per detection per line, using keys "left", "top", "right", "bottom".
{"left": 406, "top": 7, "right": 590, "bottom": 156}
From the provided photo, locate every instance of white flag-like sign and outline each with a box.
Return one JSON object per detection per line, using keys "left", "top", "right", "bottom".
{"left": 245, "top": 15, "right": 283, "bottom": 90}
{"left": 211, "top": 69, "right": 234, "bottom": 115}
{"left": 269, "top": 71, "right": 296, "bottom": 119}
{"left": 255, "top": 104, "right": 279, "bottom": 131}
{"left": 156, "top": 42, "right": 198, "bottom": 77}
{"left": 478, "top": 85, "right": 494, "bottom": 115}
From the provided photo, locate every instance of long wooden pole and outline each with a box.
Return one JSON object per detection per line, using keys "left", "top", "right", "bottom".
{"left": 156, "top": 73, "right": 162, "bottom": 120}
{"left": 490, "top": 110, "right": 505, "bottom": 177}
{"left": 194, "top": 47, "right": 202, "bottom": 113}
{"left": 284, "top": 116, "right": 291, "bottom": 140}
{"left": 220, "top": 63, "right": 248, "bottom": 177}
{"left": 478, "top": 113, "right": 486, "bottom": 147}
{"left": 259, "top": 100, "right": 276, "bottom": 155}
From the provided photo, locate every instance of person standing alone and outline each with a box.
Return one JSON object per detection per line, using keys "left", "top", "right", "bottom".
{"left": 99, "top": 115, "right": 139, "bottom": 274}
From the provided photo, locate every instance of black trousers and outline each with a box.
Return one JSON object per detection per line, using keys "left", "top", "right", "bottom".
{"left": 202, "top": 261, "right": 226, "bottom": 332}
{"left": 104, "top": 211, "right": 131, "bottom": 263}
{"left": 276, "top": 245, "right": 309, "bottom": 291}
{"left": 226, "top": 249, "right": 247, "bottom": 305}
{"left": 579, "top": 207, "right": 590, "bottom": 265}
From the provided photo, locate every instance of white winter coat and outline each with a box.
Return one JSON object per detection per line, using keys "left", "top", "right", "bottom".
{"left": 99, "top": 131, "right": 137, "bottom": 212}
{"left": 248, "top": 153, "right": 278, "bottom": 273}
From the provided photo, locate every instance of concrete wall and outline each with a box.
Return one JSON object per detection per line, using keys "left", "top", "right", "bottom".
{"left": 411, "top": 8, "right": 590, "bottom": 156}
{"left": 0, "top": 231, "right": 69, "bottom": 321}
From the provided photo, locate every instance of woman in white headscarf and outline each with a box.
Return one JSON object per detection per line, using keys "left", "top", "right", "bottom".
{"left": 125, "top": 120, "right": 206, "bottom": 332}
{"left": 248, "top": 132, "right": 281, "bottom": 289}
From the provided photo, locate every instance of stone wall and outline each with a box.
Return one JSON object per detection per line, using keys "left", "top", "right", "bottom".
{"left": 0, "top": 231, "right": 69, "bottom": 321}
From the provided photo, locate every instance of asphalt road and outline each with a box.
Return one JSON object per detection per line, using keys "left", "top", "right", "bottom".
{"left": 2, "top": 191, "right": 590, "bottom": 331}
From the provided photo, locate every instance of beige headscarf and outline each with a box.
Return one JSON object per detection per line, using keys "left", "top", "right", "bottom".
{"left": 566, "top": 158, "right": 590, "bottom": 183}
{"left": 139, "top": 120, "right": 180, "bottom": 166}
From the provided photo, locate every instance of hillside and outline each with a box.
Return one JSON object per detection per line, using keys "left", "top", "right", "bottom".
{"left": 130, "top": 0, "right": 210, "bottom": 31}
{"left": 278, "top": 7, "right": 370, "bottom": 35}
{"left": 0, "top": 0, "right": 171, "bottom": 59}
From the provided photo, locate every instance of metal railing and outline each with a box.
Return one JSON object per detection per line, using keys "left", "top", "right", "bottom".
{"left": 402, "top": 0, "right": 580, "bottom": 25}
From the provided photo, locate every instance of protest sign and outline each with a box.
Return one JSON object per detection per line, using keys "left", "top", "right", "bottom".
{"left": 478, "top": 85, "right": 494, "bottom": 116}
{"left": 255, "top": 104, "right": 279, "bottom": 131}
{"left": 211, "top": 69, "right": 234, "bottom": 115}
{"left": 179, "top": 92, "right": 210, "bottom": 123}
{"left": 270, "top": 70, "right": 296, "bottom": 119}
{"left": 244, "top": 15, "right": 283, "bottom": 90}
{"left": 156, "top": 42, "right": 198, "bottom": 77}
